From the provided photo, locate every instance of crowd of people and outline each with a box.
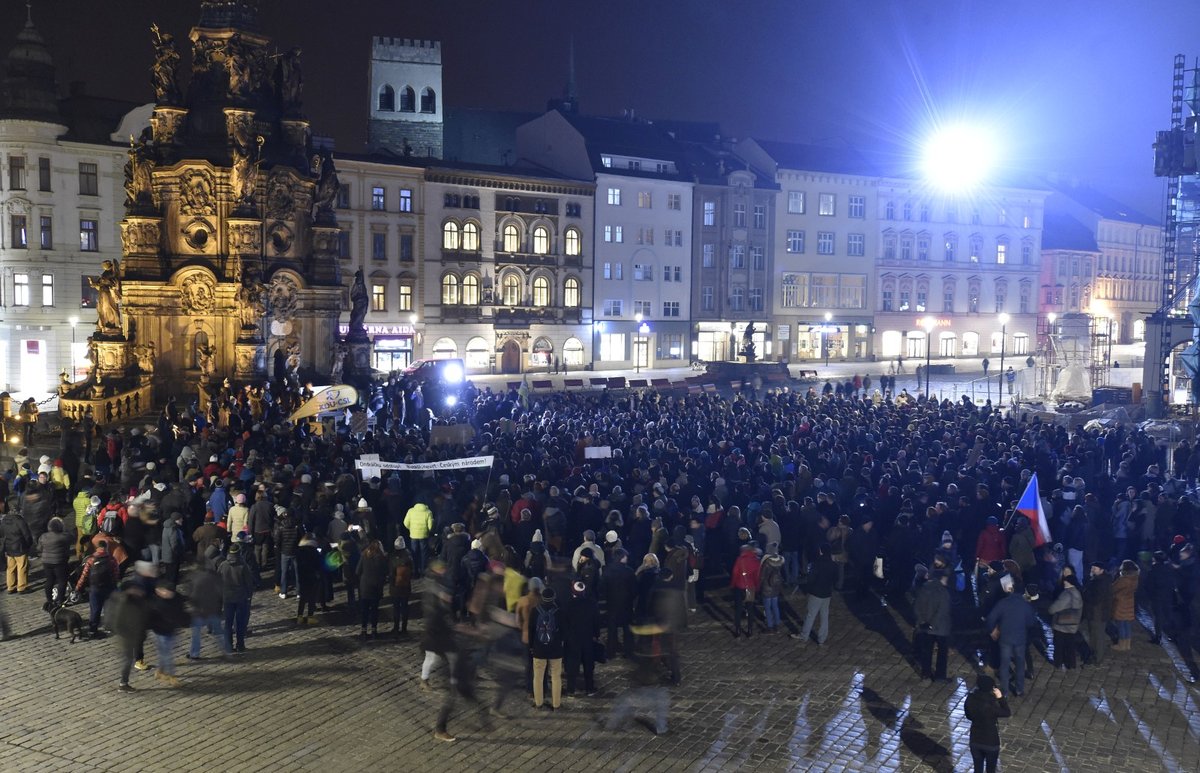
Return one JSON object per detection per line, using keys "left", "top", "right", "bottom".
{"left": 2, "top": 374, "right": 1199, "bottom": 763}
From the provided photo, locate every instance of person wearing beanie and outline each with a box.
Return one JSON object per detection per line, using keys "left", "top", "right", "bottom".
{"left": 572, "top": 529, "right": 606, "bottom": 571}
{"left": 37, "top": 517, "right": 72, "bottom": 608}
{"left": 758, "top": 542, "right": 786, "bottom": 633}
{"left": 1145, "top": 552, "right": 1175, "bottom": 647}
{"left": 974, "top": 516, "right": 1006, "bottom": 567}
{"left": 528, "top": 585, "right": 564, "bottom": 710}
{"left": 984, "top": 578, "right": 1039, "bottom": 696}
{"left": 1110, "top": 559, "right": 1140, "bottom": 652}
{"left": 387, "top": 537, "right": 414, "bottom": 636}
{"left": 964, "top": 673, "right": 1011, "bottom": 773}
{"left": 218, "top": 540, "right": 255, "bottom": 652}
{"left": 913, "top": 569, "right": 952, "bottom": 681}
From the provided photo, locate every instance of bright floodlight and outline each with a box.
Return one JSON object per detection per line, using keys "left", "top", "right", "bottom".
{"left": 921, "top": 124, "right": 996, "bottom": 191}
{"left": 444, "top": 394, "right": 458, "bottom": 407}
{"left": 441, "top": 362, "right": 464, "bottom": 384}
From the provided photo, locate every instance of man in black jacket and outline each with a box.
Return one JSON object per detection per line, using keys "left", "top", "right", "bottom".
{"left": 528, "top": 587, "right": 564, "bottom": 709}
{"left": 601, "top": 548, "right": 636, "bottom": 658}
{"left": 218, "top": 543, "right": 255, "bottom": 652}
{"left": 913, "top": 570, "right": 952, "bottom": 680}
{"left": 563, "top": 580, "right": 600, "bottom": 696}
{"left": 1081, "top": 562, "right": 1113, "bottom": 663}
{"left": 2, "top": 510, "right": 34, "bottom": 593}
{"left": 792, "top": 543, "right": 838, "bottom": 645}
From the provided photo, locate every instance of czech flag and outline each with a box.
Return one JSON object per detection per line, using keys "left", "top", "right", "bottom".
{"left": 1016, "top": 473, "right": 1052, "bottom": 547}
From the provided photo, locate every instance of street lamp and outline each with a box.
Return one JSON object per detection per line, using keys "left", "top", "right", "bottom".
{"left": 635, "top": 314, "right": 648, "bottom": 374}
{"left": 998, "top": 312, "right": 1009, "bottom": 398}
{"left": 68, "top": 315, "right": 79, "bottom": 379}
{"left": 823, "top": 312, "right": 833, "bottom": 367}
{"left": 592, "top": 320, "right": 605, "bottom": 370}
{"left": 922, "top": 316, "right": 936, "bottom": 398}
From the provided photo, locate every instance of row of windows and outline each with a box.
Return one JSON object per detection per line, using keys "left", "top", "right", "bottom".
{"left": 696, "top": 285, "right": 765, "bottom": 312}
{"left": 883, "top": 200, "right": 1034, "bottom": 228}
{"left": 445, "top": 273, "right": 581, "bottom": 308}
{"left": 606, "top": 188, "right": 683, "bottom": 211}
{"left": 1, "top": 157, "right": 99, "bottom": 195}
{"left": 699, "top": 243, "right": 768, "bottom": 269}
{"left": 786, "top": 191, "right": 858, "bottom": 218}
{"left": 882, "top": 232, "right": 1034, "bottom": 264}
{"left": 365, "top": 278, "right": 415, "bottom": 313}
{"left": 783, "top": 230, "right": 863, "bottom": 256}
{"left": 364, "top": 231, "right": 415, "bottom": 262}
{"left": 4, "top": 216, "right": 98, "bottom": 252}
{"left": 377, "top": 85, "right": 436, "bottom": 114}
{"left": 0, "top": 272, "right": 56, "bottom": 307}
{"left": 701, "top": 200, "right": 773, "bottom": 228}
{"left": 442, "top": 220, "right": 583, "bottom": 256}
{"left": 365, "top": 186, "right": 414, "bottom": 212}
{"left": 602, "top": 299, "right": 686, "bottom": 317}
{"left": 779, "top": 273, "right": 866, "bottom": 309}
{"left": 880, "top": 278, "right": 1032, "bottom": 314}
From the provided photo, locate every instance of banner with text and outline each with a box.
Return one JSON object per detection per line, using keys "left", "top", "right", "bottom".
{"left": 354, "top": 455, "right": 494, "bottom": 473}
{"left": 289, "top": 385, "right": 359, "bottom": 422}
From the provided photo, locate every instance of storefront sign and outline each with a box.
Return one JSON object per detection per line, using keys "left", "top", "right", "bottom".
{"left": 337, "top": 324, "right": 415, "bottom": 336}
{"left": 913, "top": 318, "right": 953, "bottom": 328}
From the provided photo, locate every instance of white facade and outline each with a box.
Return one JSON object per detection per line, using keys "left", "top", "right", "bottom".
{"left": 874, "top": 181, "right": 1047, "bottom": 364}
{"left": 0, "top": 121, "right": 123, "bottom": 397}
{"left": 1091, "top": 219, "right": 1160, "bottom": 343}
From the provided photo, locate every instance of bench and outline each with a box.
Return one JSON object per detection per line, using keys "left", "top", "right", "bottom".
{"left": 627, "top": 378, "right": 649, "bottom": 388}
{"left": 651, "top": 378, "right": 671, "bottom": 388}
{"left": 687, "top": 384, "right": 702, "bottom": 395}
{"left": 794, "top": 369, "right": 818, "bottom": 379}
{"left": 505, "top": 381, "right": 521, "bottom": 391}
{"left": 702, "top": 383, "right": 718, "bottom": 393}
{"left": 563, "top": 378, "right": 585, "bottom": 389}
{"left": 531, "top": 380, "right": 553, "bottom": 391}
{"left": 730, "top": 380, "right": 743, "bottom": 392}
{"left": 607, "top": 376, "right": 627, "bottom": 390}
{"left": 589, "top": 377, "right": 608, "bottom": 389}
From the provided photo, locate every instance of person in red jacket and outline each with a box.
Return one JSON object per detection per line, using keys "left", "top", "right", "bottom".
{"left": 730, "top": 542, "right": 761, "bottom": 638}
{"left": 975, "top": 516, "right": 1007, "bottom": 565}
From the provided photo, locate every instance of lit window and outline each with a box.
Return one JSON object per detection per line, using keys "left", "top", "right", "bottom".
{"left": 503, "top": 224, "right": 520, "bottom": 252}
{"left": 398, "top": 282, "right": 413, "bottom": 311}
{"left": 79, "top": 219, "right": 98, "bottom": 252}
{"left": 637, "top": 192, "right": 652, "bottom": 208}
{"left": 371, "top": 283, "right": 386, "bottom": 311}
{"left": 703, "top": 201, "right": 715, "bottom": 226}
{"left": 564, "top": 277, "right": 580, "bottom": 307}
{"left": 607, "top": 188, "right": 621, "bottom": 206}
{"left": 817, "top": 232, "right": 834, "bottom": 255}
{"left": 848, "top": 196, "right": 865, "bottom": 218}
{"left": 39, "top": 216, "right": 51, "bottom": 250}
{"left": 399, "top": 188, "right": 412, "bottom": 212}
{"left": 11, "top": 215, "right": 27, "bottom": 248}
{"left": 462, "top": 222, "right": 480, "bottom": 251}
{"left": 13, "top": 273, "right": 29, "bottom": 305}
{"left": 564, "top": 228, "right": 581, "bottom": 256}
{"left": 786, "top": 230, "right": 804, "bottom": 253}
{"left": 441, "top": 274, "right": 459, "bottom": 305}
{"left": 532, "top": 226, "right": 550, "bottom": 255}
{"left": 465, "top": 337, "right": 489, "bottom": 368}
{"left": 41, "top": 274, "right": 53, "bottom": 306}
{"left": 442, "top": 221, "right": 459, "bottom": 250}
{"left": 532, "top": 276, "right": 550, "bottom": 306}
{"left": 730, "top": 245, "right": 745, "bottom": 268}
{"left": 818, "top": 193, "right": 835, "bottom": 216}
{"left": 371, "top": 186, "right": 385, "bottom": 210}
{"left": 462, "top": 274, "right": 479, "bottom": 305}
{"left": 502, "top": 274, "right": 520, "bottom": 305}
{"left": 996, "top": 241, "right": 1008, "bottom": 264}
{"left": 788, "top": 191, "right": 805, "bottom": 214}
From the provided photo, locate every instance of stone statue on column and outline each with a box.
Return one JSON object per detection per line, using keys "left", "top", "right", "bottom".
{"left": 91, "top": 260, "right": 123, "bottom": 338}
{"left": 276, "top": 47, "right": 303, "bottom": 112}
{"left": 150, "top": 24, "right": 181, "bottom": 104}
{"left": 348, "top": 269, "right": 369, "bottom": 342}
{"left": 124, "top": 132, "right": 155, "bottom": 212}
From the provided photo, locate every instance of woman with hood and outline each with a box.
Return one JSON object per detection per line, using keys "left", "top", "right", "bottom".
{"left": 389, "top": 537, "right": 415, "bottom": 634}
{"left": 758, "top": 542, "right": 786, "bottom": 632}
{"left": 524, "top": 529, "right": 547, "bottom": 580}
{"left": 294, "top": 533, "right": 323, "bottom": 624}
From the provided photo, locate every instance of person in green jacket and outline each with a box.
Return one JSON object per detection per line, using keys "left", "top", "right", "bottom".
{"left": 404, "top": 501, "right": 434, "bottom": 577}
{"left": 74, "top": 492, "right": 99, "bottom": 561}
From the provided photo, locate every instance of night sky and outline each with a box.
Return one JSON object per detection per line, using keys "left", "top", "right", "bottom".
{"left": 13, "top": 0, "right": 1200, "bottom": 217}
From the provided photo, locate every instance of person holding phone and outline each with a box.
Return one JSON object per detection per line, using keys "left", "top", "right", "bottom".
{"left": 964, "top": 674, "right": 1012, "bottom": 773}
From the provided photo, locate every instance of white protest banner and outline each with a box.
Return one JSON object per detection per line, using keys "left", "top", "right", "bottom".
{"left": 584, "top": 446, "right": 613, "bottom": 459}
{"left": 354, "top": 455, "right": 494, "bottom": 472}
{"left": 358, "top": 454, "right": 381, "bottom": 480}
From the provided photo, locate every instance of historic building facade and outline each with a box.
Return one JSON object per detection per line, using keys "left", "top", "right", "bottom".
{"left": 367, "top": 37, "right": 443, "bottom": 158}
{"left": 873, "top": 180, "right": 1048, "bottom": 363}
{"left": 423, "top": 163, "right": 594, "bottom": 374}
{"left": 0, "top": 14, "right": 126, "bottom": 396}
{"left": 517, "top": 110, "right": 693, "bottom": 369}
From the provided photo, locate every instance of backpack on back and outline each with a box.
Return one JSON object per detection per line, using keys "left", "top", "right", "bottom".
{"left": 535, "top": 605, "right": 558, "bottom": 646}
{"left": 100, "top": 508, "right": 120, "bottom": 535}
{"left": 89, "top": 554, "right": 114, "bottom": 589}
{"left": 80, "top": 506, "right": 98, "bottom": 536}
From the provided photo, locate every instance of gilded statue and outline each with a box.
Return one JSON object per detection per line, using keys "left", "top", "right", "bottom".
{"left": 311, "top": 151, "right": 339, "bottom": 220}
{"left": 150, "top": 24, "right": 181, "bottom": 104}
{"left": 330, "top": 344, "right": 347, "bottom": 384}
{"left": 237, "top": 276, "right": 268, "bottom": 333}
{"left": 124, "top": 133, "right": 155, "bottom": 210}
{"left": 196, "top": 342, "right": 216, "bottom": 383}
{"left": 91, "top": 260, "right": 123, "bottom": 336}
{"left": 230, "top": 135, "right": 264, "bottom": 207}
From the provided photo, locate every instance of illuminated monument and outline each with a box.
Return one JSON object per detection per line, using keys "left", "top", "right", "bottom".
{"left": 62, "top": 0, "right": 346, "bottom": 419}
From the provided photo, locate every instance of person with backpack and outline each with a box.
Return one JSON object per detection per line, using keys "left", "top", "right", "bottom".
{"left": 77, "top": 538, "right": 120, "bottom": 637}
{"left": 759, "top": 542, "right": 786, "bottom": 633}
{"left": 37, "top": 517, "right": 72, "bottom": 609}
{"left": 74, "top": 492, "right": 99, "bottom": 561}
{"left": 826, "top": 514, "right": 853, "bottom": 590}
{"left": 529, "top": 586, "right": 564, "bottom": 710}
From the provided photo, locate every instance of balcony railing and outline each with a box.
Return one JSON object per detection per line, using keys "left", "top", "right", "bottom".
{"left": 493, "top": 306, "right": 582, "bottom": 326}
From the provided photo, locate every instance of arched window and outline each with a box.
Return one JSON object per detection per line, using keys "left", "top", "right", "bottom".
{"left": 441, "top": 273, "right": 459, "bottom": 305}
{"left": 563, "top": 277, "right": 580, "bottom": 308}
{"left": 432, "top": 337, "right": 457, "bottom": 359}
{"left": 502, "top": 223, "right": 520, "bottom": 253}
{"left": 462, "top": 274, "right": 480, "bottom": 305}
{"left": 501, "top": 273, "right": 520, "bottom": 306}
{"left": 378, "top": 85, "right": 395, "bottom": 112}
{"left": 532, "top": 276, "right": 550, "bottom": 306}
{"left": 564, "top": 227, "right": 581, "bottom": 256}
{"left": 399, "top": 86, "right": 415, "bottom": 112}
{"left": 563, "top": 337, "right": 584, "bottom": 366}
{"left": 442, "top": 221, "right": 459, "bottom": 250}
{"left": 420, "top": 87, "right": 437, "bottom": 113}
{"left": 532, "top": 226, "right": 550, "bottom": 255}
{"left": 465, "top": 336, "right": 489, "bottom": 369}
{"left": 461, "top": 222, "right": 480, "bottom": 252}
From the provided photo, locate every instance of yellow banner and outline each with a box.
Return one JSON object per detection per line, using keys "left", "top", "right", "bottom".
{"left": 288, "top": 385, "right": 359, "bottom": 421}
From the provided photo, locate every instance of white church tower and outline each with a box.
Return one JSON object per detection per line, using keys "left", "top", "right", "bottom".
{"left": 367, "top": 36, "right": 443, "bottom": 158}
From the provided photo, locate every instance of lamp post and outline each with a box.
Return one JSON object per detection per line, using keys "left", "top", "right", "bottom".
{"left": 68, "top": 315, "right": 78, "bottom": 379}
{"left": 592, "top": 320, "right": 604, "bottom": 371}
{"left": 636, "top": 316, "right": 649, "bottom": 374}
{"left": 922, "top": 316, "right": 936, "bottom": 398}
{"left": 998, "top": 312, "right": 1009, "bottom": 398}
{"left": 823, "top": 311, "right": 833, "bottom": 367}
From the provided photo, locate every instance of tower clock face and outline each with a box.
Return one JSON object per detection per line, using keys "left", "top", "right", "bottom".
{"left": 270, "top": 320, "right": 292, "bottom": 337}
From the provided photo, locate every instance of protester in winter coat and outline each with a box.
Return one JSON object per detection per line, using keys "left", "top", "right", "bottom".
{"left": 389, "top": 537, "right": 415, "bottom": 634}
{"left": 2, "top": 511, "right": 34, "bottom": 593}
{"left": 357, "top": 539, "right": 390, "bottom": 638}
{"left": 295, "top": 534, "right": 324, "bottom": 624}
{"left": 563, "top": 580, "right": 600, "bottom": 696}
{"left": 602, "top": 548, "right": 637, "bottom": 658}
{"left": 1110, "top": 559, "right": 1139, "bottom": 652}
{"left": 37, "top": 517, "right": 72, "bottom": 607}
{"left": 109, "top": 582, "right": 150, "bottom": 692}
{"left": 758, "top": 543, "right": 786, "bottom": 632}
{"left": 964, "top": 674, "right": 1012, "bottom": 773}
{"left": 1047, "top": 573, "right": 1083, "bottom": 669}
{"left": 528, "top": 587, "right": 565, "bottom": 709}
{"left": 985, "top": 581, "right": 1039, "bottom": 696}
{"left": 913, "top": 570, "right": 952, "bottom": 681}
{"left": 184, "top": 556, "right": 227, "bottom": 659}
{"left": 793, "top": 543, "right": 839, "bottom": 645}
{"left": 147, "top": 581, "right": 190, "bottom": 687}
{"left": 730, "top": 543, "right": 761, "bottom": 638}
{"left": 217, "top": 543, "right": 255, "bottom": 652}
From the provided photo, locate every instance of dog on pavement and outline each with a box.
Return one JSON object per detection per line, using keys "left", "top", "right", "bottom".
{"left": 50, "top": 600, "right": 85, "bottom": 643}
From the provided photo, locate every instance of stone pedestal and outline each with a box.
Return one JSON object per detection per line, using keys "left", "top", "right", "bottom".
{"left": 151, "top": 106, "right": 187, "bottom": 146}
{"left": 234, "top": 341, "right": 266, "bottom": 381}
{"left": 226, "top": 216, "right": 262, "bottom": 281}
{"left": 346, "top": 340, "right": 373, "bottom": 375}
{"left": 93, "top": 337, "right": 132, "bottom": 381}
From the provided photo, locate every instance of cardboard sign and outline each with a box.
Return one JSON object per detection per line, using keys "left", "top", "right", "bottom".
{"left": 584, "top": 446, "right": 613, "bottom": 459}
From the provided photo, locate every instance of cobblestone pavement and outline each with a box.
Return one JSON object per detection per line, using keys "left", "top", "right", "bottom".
{"left": 1, "top": 568, "right": 1197, "bottom": 772}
